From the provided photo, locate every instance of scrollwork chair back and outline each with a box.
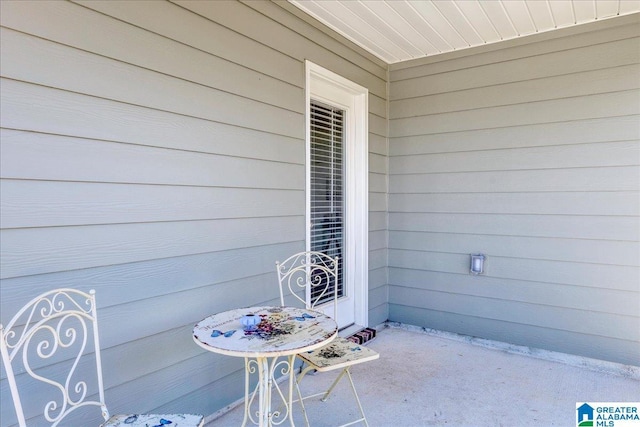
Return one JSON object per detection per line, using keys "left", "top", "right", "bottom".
{"left": 0, "top": 288, "right": 204, "bottom": 427}
{"left": 275, "top": 251, "right": 339, "bottom": 315}
{"left": 0, "top": 288, "right": 108, "bottom": 426}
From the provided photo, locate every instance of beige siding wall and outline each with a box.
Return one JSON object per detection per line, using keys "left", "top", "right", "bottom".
{"left": 0, "top": 1, "right": 388, "bottom": 424}
{"left": 388, "top": 15, "right": 640, "bottom": 366}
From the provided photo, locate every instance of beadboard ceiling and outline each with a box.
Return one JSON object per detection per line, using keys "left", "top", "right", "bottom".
{"left": 288, "top": 0, "right": 640, "bottom": 64}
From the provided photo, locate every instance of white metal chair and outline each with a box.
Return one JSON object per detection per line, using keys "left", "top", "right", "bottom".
{"left": 0, "top": 288, "right": 204, "bottom": 427}
{"left": 276, "top": 251, "right": 379, "bottom": 427}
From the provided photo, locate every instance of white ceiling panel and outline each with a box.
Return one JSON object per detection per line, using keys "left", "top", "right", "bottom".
{"left": 526, "top": 1, "right": 556, "bottom": 30}
{"left": 412, "top": 1, "right": 470, "bottom": 48}
{"left": 453, "top": 1, "right": 501, "bottom": 43}
{"left": 598, "top": 0, "right": 621, "bottom": 15}
{"left": 346, "top": 1, "right": 426, "bottom": 57}
{"left": 288, "top": 0, "right": 640, "bottom": 64}
{"left": 392, "top": 1, "right": 456, "bottom": 53}
{"left": 622, "top": 0, "right": 640, "bottom": 13}
{"left": 503, "top": 1, "right": 537, "bottom": 35}
{"left": 361, "top": 1, "right": 430, "bottom": 54}
{"left": 382, "top": 1, "right": 439, "bottom": 54}
{"left": 318, "top": 0, "right": 409, "bottom": 62}
{"left": 574, "top": 1, "right": 598, "bottom": 22}
{"left": 547, "top": 1, "right": 576, "bottom": 26}
{"left": 475, "top": 1, "right": 519, "bottom": 39}
{"left": 435, "top": 1, "right": 485, "bottom": 45}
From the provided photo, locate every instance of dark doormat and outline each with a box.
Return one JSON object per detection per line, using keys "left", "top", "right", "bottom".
{"left": 346, "top": 327, "right": 377, "bottom": 345}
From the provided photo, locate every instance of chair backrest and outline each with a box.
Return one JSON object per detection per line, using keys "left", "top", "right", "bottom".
{"left": 275, "top": 251, "right": 339, "bottom": 316}
{"left": 0, "top": 288, "right": 109, "bottom": 426}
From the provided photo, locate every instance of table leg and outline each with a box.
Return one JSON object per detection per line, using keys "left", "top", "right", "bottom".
{"left": 258, "top": 356, "right": 270, "bottom": 427}
{"left": 242, "top": 358, "right": 258, "bottom": 427}
{"left": 242, "top": 356, "right": 297, "bottom": 426}
{"left": 287, "top": 355, "right": 295, "bottom": 427}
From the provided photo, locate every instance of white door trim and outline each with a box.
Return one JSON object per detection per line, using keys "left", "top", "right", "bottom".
{"left": 305, "top": 60, "right": 369, "bottom": 328}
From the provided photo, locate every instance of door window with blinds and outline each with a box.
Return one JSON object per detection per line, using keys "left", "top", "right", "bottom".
{"left": 310, "top": 101, "right": 345, "bottom": 305}
{"left": 306, "top": 60, "right": 368, "bottom": 329}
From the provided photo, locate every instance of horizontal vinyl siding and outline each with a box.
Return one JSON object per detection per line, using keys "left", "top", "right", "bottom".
{"left": 388, "top": 15, "right": 640, "bottom": 366}
{"left": 0, "top": 0, "right": 388, "bottom": 424}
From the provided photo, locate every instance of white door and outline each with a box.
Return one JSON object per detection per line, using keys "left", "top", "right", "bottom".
{"left": 306, "top": 61, "right": 369, "bottom": 330}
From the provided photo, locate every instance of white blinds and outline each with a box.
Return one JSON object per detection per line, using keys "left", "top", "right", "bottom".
{"left": 310, "top": 101, "right": 344, "bottom": 301}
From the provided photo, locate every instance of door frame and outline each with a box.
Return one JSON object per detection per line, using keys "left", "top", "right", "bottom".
{"left": 305, "top": 60, "right": 369, "bottom": 329}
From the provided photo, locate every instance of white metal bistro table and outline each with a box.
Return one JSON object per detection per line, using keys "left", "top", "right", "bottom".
{"left": 193, "top": 306, "right": 338, "bottom": 427}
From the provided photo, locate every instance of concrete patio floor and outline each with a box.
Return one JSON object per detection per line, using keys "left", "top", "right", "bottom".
{"left": 208, "top": 324, "right": 639, "bottom": 426}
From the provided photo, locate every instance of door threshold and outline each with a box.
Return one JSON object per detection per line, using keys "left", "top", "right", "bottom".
{"left": 339, "top": 324, "right": 364, "bottom": 337}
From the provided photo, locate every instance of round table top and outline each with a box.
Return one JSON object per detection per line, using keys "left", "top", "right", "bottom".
{"left": 192, "top": 306, "right": 338, "bottom": 358}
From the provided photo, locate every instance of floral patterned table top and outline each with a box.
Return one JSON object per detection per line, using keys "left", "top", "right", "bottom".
{"left": 193, "top": 306, "right": 338, "bottom": 357}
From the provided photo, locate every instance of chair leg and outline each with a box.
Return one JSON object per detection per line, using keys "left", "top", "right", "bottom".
{"left": 344, "top": 368, "right": 369, "bottom": 427}
{"left": 297, "top": 366, "right": 370, "bottom": 427}
{"left": 320, "top": 368, "right": 348, "bottom": 402}
{"left": 321, "top": 367, "right": 369, "bottom": 427}
{"left": 294, "top": 364, "right": 317, "bottom": 427}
